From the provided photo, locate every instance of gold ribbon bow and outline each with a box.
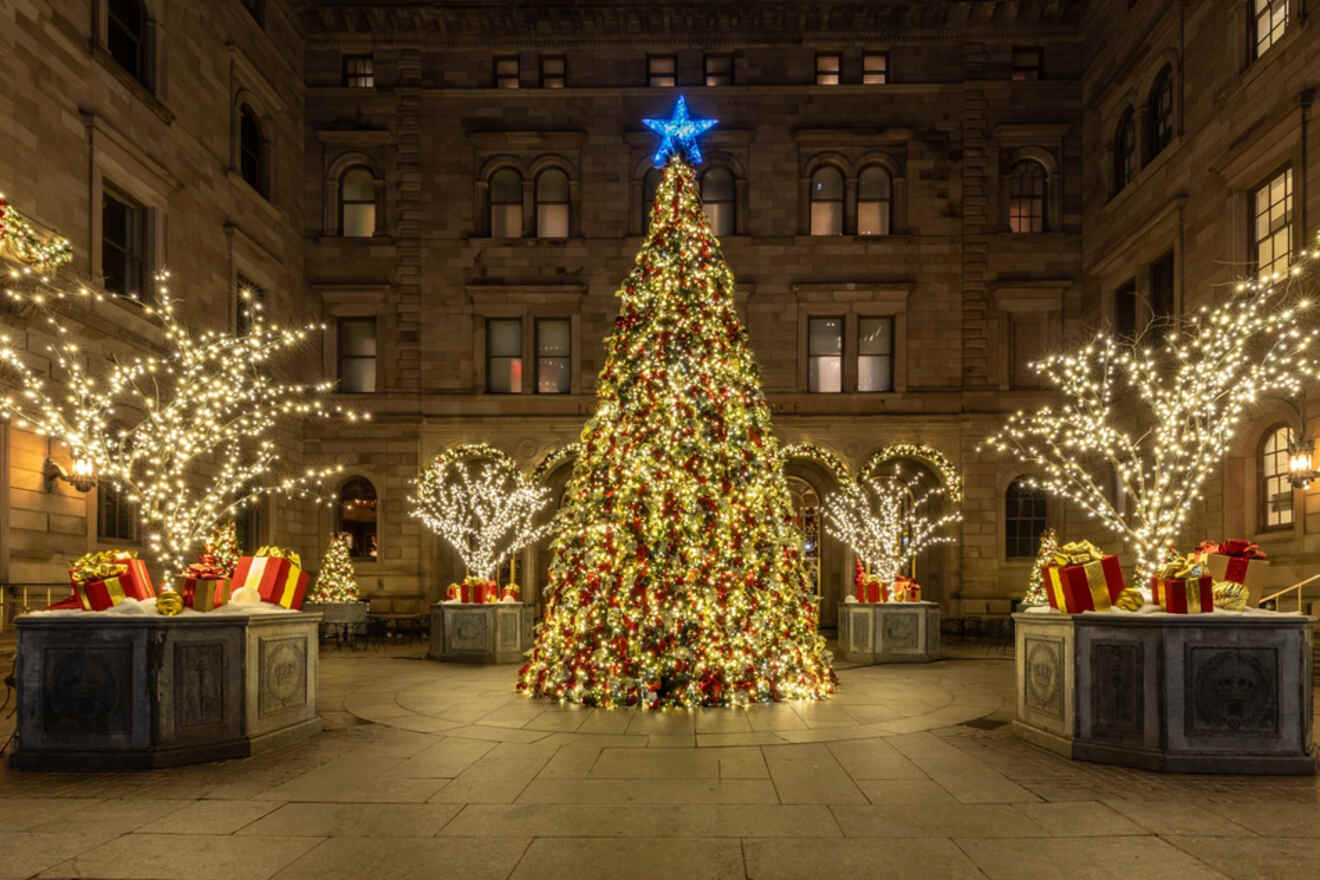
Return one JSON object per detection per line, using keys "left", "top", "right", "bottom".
{"left": 70, "top": 549, "right": 137, "bottom": 585}
{"left": 255, "top": 545, "right": 302, "bottom": 568}
{"left": 1158, "top": 553, "right": 1201, "bottom": 581}
{"left": 1052, "top": 540, "right": 1104, "bottom": 567}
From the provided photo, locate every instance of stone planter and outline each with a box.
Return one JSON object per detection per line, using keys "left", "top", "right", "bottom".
{"left": 837, "top": 601, "right": 941, "bottom": 663}
{"left": 430, "top": 601, "right": 534, "bottom": 664}
{"left": 1014, "top": 611, "right": 1316, "bottom": 775}
{"left": 11, "top": 610, "right": 321, "bottom": 771}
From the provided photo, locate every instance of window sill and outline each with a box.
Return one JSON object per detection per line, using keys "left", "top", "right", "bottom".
{"left": 1104, "top": 135, "right": 1183, "bottom": 213}
{"left": 91, "top": 44, "right": 174, "bottom": 125}
{"left": 470, "top": 235, "right": 578, "bottom": 245}
{"left": 316, "top": 233, "right": 397, "bottom": 247}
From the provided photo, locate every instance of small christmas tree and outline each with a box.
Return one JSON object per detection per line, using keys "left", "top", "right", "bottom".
{"left": 308, "top": 532, "right": 360, "bottom": 603}
{"left": 207, "top": 521, "right": 240, "bottom": 576}
{"left": 1022, "top": 527, "right": 1057, "bottom": 606}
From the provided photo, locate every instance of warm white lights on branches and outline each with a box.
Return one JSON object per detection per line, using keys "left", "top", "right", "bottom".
{"left": 825, "top": 468, "right": 960, "bottom": 584}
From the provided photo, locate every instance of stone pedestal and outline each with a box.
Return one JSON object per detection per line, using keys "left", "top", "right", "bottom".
{"left": 11, "top": 611, "right": 321, "bottom": 771}
{"left": 837, "top": 601, "right": 941, "bottom": 663}
{"left": 430, "top": 601, "right": 534, "bottom": 664}
{"left": 1014, "top": 611, "right": 1316, "bottom": 775}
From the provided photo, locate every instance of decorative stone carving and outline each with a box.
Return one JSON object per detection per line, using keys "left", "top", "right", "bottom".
{"left": 1023, "top": 636, "right": 1064, "bottom": 720}
{"left": 883, "top": 612, "right": 919, "bottom": 649}
{"left": 1091, "top": 641, "right": 1143, "bottom": 739}
{"left": 1187, "top": 646, "right": 1279, "bottom": 737}
{"left": 452, "top": 611, "right": 490, "bottom": 652}
{"left": 430, "top": 602, "right": 535, "bottom": 664}
{"left": 836, "top": 602, "right": 940, "bottom": 664}
{"left": 42, "top": 644, "right": 132, "bottom": 734}
{"left": 175, "top": 642, "right": 224, "bottom": 730}
{"left": 260, "top": 637, "right": 308, "bottom": 717}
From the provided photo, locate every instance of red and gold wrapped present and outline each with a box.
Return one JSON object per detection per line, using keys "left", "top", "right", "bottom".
{"left": 69, "top": 550, "right": 155, "bottom": 611}
{"left": 855, "top": 575, "right": 887, "bottom": 603}
{"left": 177, "top": 557, "right": 230, "bottom": 611}
{"left": 446, "top": 577, "right": 499, "bottom": 603}
{"left": 1041, "top": 540, "right": 1124, "bottom": 613}
{"left": 501, "top": 583, "right": 521, "bottom": 602}
{"left": 1197, "top": 540, "right": 1269, "bottom": 605}
{"left": 231, "top": 547, "right": 308, "bottom": 610}
{"left": 890, "top": 576, "right": 921, "bottom": 603}
{"left": 1159, "top": 574, "right": 1214, "bottom": 614}
{"left": 1151, "top": 553, "right": 1203, "bottom": 607}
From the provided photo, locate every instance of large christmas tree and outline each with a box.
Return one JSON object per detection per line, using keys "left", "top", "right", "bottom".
{"left": 518, "top": 99, "right": 836, "bottom": 708}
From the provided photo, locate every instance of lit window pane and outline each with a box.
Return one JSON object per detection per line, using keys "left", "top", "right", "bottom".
{"left": 537, "top": 358, "right": 570, "bottom": 393}
{"left": 816, "top": 53, "right": 840, "bottom": 85}
{"left": 858, "top": 202, "right": 889, "bottom": 236}
{"left": 537, "top": 319, "right": 570, "bottom": 356}
{"left": 863, "top": 52, "right": 887, "bottom": 84}
{"left": 857, "top": 356, "right": 891, "bottom": 392}
{"left": 488, "top": 358, "right": 523, "bottom": 393}
{"left": 492, "top": 204, "right": 522, "bottom": 238}
{"left": 342, "top": 203, "right": 375, "bottom": 238}
{"left": 808, "top": 317, "right": 843, "bottom": 356}
{"left": 810, "top": 202, "right": 842, "bottom": 235}
{"left": 1262, "top": 424, "right": 1296, "bottom": 527}
{"left": 858, "top": 317, "right": 891, "bottom": 354}
{"left": 704, "top": 202, "right": 733, "bottom": 236}
{"left": 808, "top": 356, "right": 842, "bottom": 393}
{"left": 537, "top": 204, "right": 569, "bottom": 238}
{"left": 341, "top": 358, "right": 376, "bottom": 393}
{"left": 488, "top": 319, "right": 521, "bottom": 357}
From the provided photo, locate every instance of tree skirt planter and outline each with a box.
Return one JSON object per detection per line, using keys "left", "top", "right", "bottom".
{"left": 430, "top": 601, "right": 534, "bottom": 664}
{"left": 837, "top": 601, "right": 941, "bottom": 663}
{"left": 11, "top": 608, "right": 321, "bottom": 770}
{"left": 1014, "top": 609, "right": 1315, "bottom": 775}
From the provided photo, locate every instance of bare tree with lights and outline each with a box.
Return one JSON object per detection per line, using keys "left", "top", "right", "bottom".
{"left": 981, "top": 267, "right": 1320, "bottom": 587}
{"left": 0, "top": 273, "right": 368, "bottom": 579}
{"left": 825, "top": 468, "right": 961, "bottom": 585}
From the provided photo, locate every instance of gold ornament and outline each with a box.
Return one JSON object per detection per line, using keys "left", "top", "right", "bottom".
{"left": 156, "top": 589, "right": 184, "bottom": 616}
{"left": 1115, "top": 588, "right": 1145, "bottom": 612}
{"left": 1212, "top": 580, "right": 1248, "bottom": 611}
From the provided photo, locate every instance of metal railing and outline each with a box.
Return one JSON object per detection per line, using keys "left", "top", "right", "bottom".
{"left": 0, "top": 584, "right": 72, "bottom": 633}
{"left": 1257, "top": 573, "right": 1320, "bottom": 614}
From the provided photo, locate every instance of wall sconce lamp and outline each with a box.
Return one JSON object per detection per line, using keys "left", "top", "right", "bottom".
{"left": 44, "top": 455, "right": 96, "bottom": 493}
{"left": 1289, "top": 437, "right": 1320, "bottom": 489}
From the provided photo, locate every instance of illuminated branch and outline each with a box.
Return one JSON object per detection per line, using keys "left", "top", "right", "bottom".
{"left": 825, "top": 469, "right": 960, "bottom": 584}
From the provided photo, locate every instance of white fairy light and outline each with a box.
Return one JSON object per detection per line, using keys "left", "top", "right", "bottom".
{"left": 825, "top": 468, "right": 960, "bottom": 584}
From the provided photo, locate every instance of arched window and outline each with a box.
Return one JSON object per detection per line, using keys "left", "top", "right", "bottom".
{"left": 642, "top": 168, "right": 661, "bottom": 233}
{"left": 1147, "top": 66, "right": 1174, "bottom": 162}
{"left": 701, "top": 167, "right": 735, "bottom": 236}
{"left": 535, "top": 168, "right": 570, "bottom": 239}
{"left": 489, "top": 168, "right": 523, "bottom": 238}
{"left": 1005, "top": 477, "right": 1046, "bottom": 558}
{"left": 787, "top": 476, "right": 822, "bottom": 597}
{"left": 239, "top": 105, "right": 268, "bottom": 198}
{"left": 339, "top": 477, "right": 378, "bottom": 560}
{"left": 339, "top": 166, "right": 376, "bottom": 238}
{"left": 1113, "top": 107, "right": 1136, "bottom": 195}
{"left": 1008, "top": 160, "right": 1047, "bottom": 233}
{"left": 809, "top": 166, "right": 844, "bottom": 235}
{"left": 1261, "top": 424, "right": 1296, "bottom": 529}
{"left": 857, "top": 166, "right": 891, "bottom": 236}
{"left": 107, "top": 0, "right": 149, "bottom": 87}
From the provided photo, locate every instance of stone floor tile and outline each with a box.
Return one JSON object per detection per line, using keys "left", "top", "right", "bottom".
{"left": 516, "top": 778, "right": 780, "bottom": 804}
{"left": 538, "top": 732, "right": 650, "bottom": 748}
{"left": 240, "top": 803, "right": 463, "bottom": 837}
{"left": 156, "top": 799, "right": 285, "bottom": 834}
{"left": 590, "top": 747, "right": 720, "bottom": 778}
{"left": 1013, "top": 801, "right": 1150, "bottom": 837}
{"left": 743, "top": 836, "right": 984, "bottom": 880}
{"left": 832, "top": 802, "right": 1050, "bottom": 838}
{"left": 387, "top": 737, "right": 497, "bottom": 778}
{"left": 0, "top": 797, "right": 103, "bottom": 831}
{"left": 1165, "top": 834, "right": 1320, "bottom": 879}
{"left": 957, "top": 836, "right": 1230, "bottom": 880}
{"left": 40, "top": 833, "right": 323, "bottom": 880}
{"left": 442, "top": 724, "right": 553, "bottom": 744}
{"left": 0, "top": 830, "right": 120, "bottom": 880}
{"left": 575, "top": 710, "right": 633, "bottom": 735}
{"left": 694, "top": 710, "right": 753, "bottom": 734}
{"left": 788, "top": 702, "right": 862, "bottom": 729}
{"left": 745, "top": 705, "right": 809, "bottom": 732}
{"left": 624, "top": 712, "right": 697, "bottom": 737}
{"left": 25, "top": 798, "right": 191, "bottom": 835}
{"left": 647, "top": 733, "right": 697, "bottom": 748}
{"left": 1103, "top": 799, "right": 1256, "bottom": 837}
{"left": 442, "top": 803, "right": 842, "bottom": 837}
{"left": 826, "top": 738, "right": 927, "bottom": 780}
{"left": 538, "top": 745, "right": 604, "bottom": 778}
{"left": 1201, "top": 801, "right": 1320, "bottom": 837}
{"left": 718, "top": 748, "right": 769, "bottom": 778}
{"left": 509, "top": 837, "right": 744, "bottom": 880}
{"left": 697, "top": 732, "right": 788, "bottom": 747}
{"left": 524, "top": 710, "right": 591, "bottom": 733}
{"left": 269, "top": 836, "right": 531, "bottom": 880}
{"left": 762, "top": 743, "right": 867, "bottom": 804}
{"left": 886, "top": 732, "right": 1040, "bottom": 803}
{"left": 857, "top": 778, "right": 957, "bottom": 805}
{"left": 260, "top": 767, "right": 446, "bottom": 804}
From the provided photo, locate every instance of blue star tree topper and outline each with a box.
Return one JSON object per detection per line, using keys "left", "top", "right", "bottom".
{"left": 643, "top": 96, "right": 718, "bottom": 167}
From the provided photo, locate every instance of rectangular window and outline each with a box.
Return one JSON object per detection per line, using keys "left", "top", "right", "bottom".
{"left": 1011, "top": 47, "right": 1042, "bottom": 80}
{"left": 862, "top": 52, "right": 888, "bottom": 85}
{"left": 704, "top": 54, "right": 733, "bottom": 87}
{"left": 1114, "top": 279, "right": 1137, "bottom": 339}
{"left": 102, "top": 185, "right": 147, "bottom": 303}
{"left": 1253, "top": 167, "right": 1292, "bottom": 280}
{"left": 344, "top": 55, "right": 374, "bottom": 88}
{"left": 1149, "top": 250, "right": 1175, "bottom": 326}
{"left": 487, "top": 318, "right": 522, "bottom": 393}
{"left": 541, "top": 55, "right": 566, "bottom": 88}
{"left": 337, "top": 317, "right": 377, "bottom": 393}
{"left": 97, "top": 482, "right": 136, "bottom": 542}
{"left": 1253, "top": 0, "right": 1289, "bottom": 59}
{"left": 815, "top": 53, "right": 841, "bottom": 85}
{"left": 496, "top": 56, "right": 520, "bottom": 88}
{"left": 648, "top": 55, "right": 676, "bottom": 87}
{"left": 807, "top": 317, "right": 843, "bottom": 393}
{"left": 857, "top": 317, "right": 893, "bottom": 392}
{"left": 1010, "top": 315, "right": 1046, "bottom": 388}
{"left": 236, "top": 491, "right": 263, "bottom": 553}
{"left": 536, "top": 318, "right": 571, "bottom": 394}
{"left": 235, "top": 274, "right": 266, "bottom": 336}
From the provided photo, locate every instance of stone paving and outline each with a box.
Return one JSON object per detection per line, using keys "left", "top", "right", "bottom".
{"left": 0, "top": 644, "right": 1317, "bottom": 879}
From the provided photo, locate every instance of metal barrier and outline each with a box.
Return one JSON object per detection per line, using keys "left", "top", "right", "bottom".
{"left": 1257, "top": 574, "right": 1320, "bottom": 613}
{"left": 0, "top": 584, "right": 71, "bottom": 632}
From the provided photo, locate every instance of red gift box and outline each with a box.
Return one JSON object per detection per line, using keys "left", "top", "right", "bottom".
{"left": 891, "top": 576, "right": 921, "bottom": 603}
{"left": 1197, "top": 540, "right": 1268, "bottom": 605}
{"left": 1042, "top": 555, "right": 1125, "bottom": 613}
{"left": 70, "top": 557, "right": 155, "bottom": 611}
{"left": 1158, "top": 574, "right": 1214, "bottom": 614}
{"left": 231, "top": 555, "right": 309, "bottom": 610}
{"left": 446, "top": 579, "right": 499, "bottom": 603}
{"left": 855, "top": 578, "right": 887, "bottom": 603}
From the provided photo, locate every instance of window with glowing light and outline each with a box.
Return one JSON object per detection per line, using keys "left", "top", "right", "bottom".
{"left": 1252, "top": 0, "right": 1289, "bottom": 59}
{"left": 1008, "top": 160, "right": 1046, "bottom": 233}
{"left": 489, "top": 168, "right": 523, "bottom": 238}
{"left": 496, "top": 56, "right": 520, "bottom": 88}
{"left": 1253, "top": 167, "right": 1292, "bottom": 280}
{"left": 857, "top": 166, "right": 892, "bottom": 236}
{"left": 701, "top": 167, "right": 735, "bottom": 236}
{"left": 337, "top": 318, "right": 377, "bottom": 393}
{"left": 1005, "top": 477, "right": 1046, "bottom": 558}
{"left": 1147, "top": 66, "right": 1174, "bottom": 161}
{"left": 1113, "top": 107, "right": 1136, "bottom": 195}
{"left": 235, "top": 274, "right": 265, "bottom": 336}
{"left": 809, "top": 166, "right": 844, "bottom": 235}
{"left": 536, "top": 318, "right": 571, "bottom": 394}
{"left": 239, "top": 105, "right": 269, "bottom": 198}
{"left": 102, "top": 186, "right": 148, "bottom": 302}
{"left": 815, "top": 53, "right": 841, "bottom": 85}
{"left": 97, "top": 481, "right": 137, "bottom": 542}
{"left": 343, "top": 55, "right": 373, "bottom": 88}
{"left": 339, "top": 166, "right": 376, "bottom": 237}
{"left": 487, "top": 318, "right": 523, "bottom": 393}
{"left": 107, "top": 0, "right": 150, "bottom": 89}
{"left": 1261, "top": 424, "right": 1296, "bottom": 529}
{"left": 541, "top": 55, "right": 566, "bottom": 88}
{"left": 642, "top": 167, "right": 661, "bottom": 232}
{"left": 236, "top": 491, "right": 264, "bottom": 553}
{"left": 339, "top": 477, "right": 378, "bottom": 560}
{"left": 858, "top": 317, "right": 894, "bottom": 392}
{"left": 863, "top": 52, "right": 888, "bottom": 84}
{"left": 1011, "top": 47, "right": 1041, "bottom": 81}
{"left": 704, "top": 54, "right": 733, "bottom": 87}
{"left": 807, "top": 317, "right": 844, "bottom": 393}
{"left": 787, "top": 476, "right": 823, "bottom": 597}
{"left": 648, "top": 55, "right": 676, "bottom": 87}
{"left": 535, "top": 169, "right": 570, "bottom": 238}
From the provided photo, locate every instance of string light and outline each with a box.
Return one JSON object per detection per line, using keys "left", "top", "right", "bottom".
{"left": 981, "top": 245, "right": 1320, "bottom": 588}
{"left": 825, "top": 468, "right": 960, "bottom": 585}
{"left": 0, "top": 194, "right": 74, "bottom": 275}
{"left": 861, "top": 442, "right": 964, "bottom": 503}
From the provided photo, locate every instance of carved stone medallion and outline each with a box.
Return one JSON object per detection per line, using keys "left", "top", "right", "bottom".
{"left": 259, "top": 637, "right": 307, "bottom": 717}
{"left": 1023, "top": 636, "right": 1064, "bottom": 720}
{"left": 42, "top": 644, "right": 133, "bottom": 734}
{"left": 1187, "top": 646, "right": 1279, "bottom": 736}
{"left": 883, "top": 612, "right": 919, "bottom": 650}
{"left": 1090, "top": 641, "right": 1143, "bottom": 739}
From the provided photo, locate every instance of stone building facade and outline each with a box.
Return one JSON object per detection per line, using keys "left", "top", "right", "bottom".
{"left": 2, "top": 0, "right": 1317, "bottom": 626}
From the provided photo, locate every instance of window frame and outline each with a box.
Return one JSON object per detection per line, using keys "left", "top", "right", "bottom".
{"left": 648, "top": 54, "right": 677, "bottom": 88}
{"left": 809, "top": 166, "right": 845, "bottom": 236}
{"left": 1251, "top": 165, "right": 1293, "bottom": 281}
{"left": 336, "top": 316, "right": 378, "bottom": 394}
{"left": 487, "top": 167, "right": 525, "bottom": 239}
{"left": 540, "top": 54, "right": 566, "bottom": 88}
{"left": 815, "top": 52, "right": 841, "bottom": 86}
{"left": 1147, "top": 66, "right": 1174, "bottom": 162}
{"left": 700, "top": 167, "right": 736, "bottom": 236}
{"left": 338, "top": 165, "right": 377, "bottom": 238}
{"left": 535, "top": 317, "right": 572, "bottom": 394}
{"left": 101, "top": 183, "right": 149, "bottom": 303}
{"left": 1251, "top": 0, "right": 1289, "bottom": 61}
{"left": 862, "top": 51, "right": 888, "bottom": 85}
{"left": 96, "top": 480, "right": 138, "bottom": 542}
{"left": 534, "top": 167, "right": 571, "bottom": 239}
{"left": 704, "top": 53, "right": 733, "bottom": 87}
{"left": 1260, "top": 423, "right": 1297, "bottom": 530}
{"left": 1004, "top": 477, "right": 1047, "bottom": 559}
{"left": 1008, "top": 159, "right": 1047, "bottom": 234}
{"left": 339, "top": 476, "right": 379, "bottom": 561}
{"left": 486, "top": 317, "right": 524, "bottom": 394}
{"left": 106, "top": 0, "right": 150, "bottom": 89}
{"left": 343, "top": 54, "right": 374, "bottom": 88}
{"left": 239, "top": 103, "right": 269, "bottom": 198}
{"left": 495, "top": 55, "right": 520, "bottom": 88}
{"left": 856, "top": 315, "right": 894, "bottom": 393}
{"left": 1113, "top": 107, "right": 1136, "bottom": 195}
{"left": 806, "top": 315, "right": 845, "bottom": 393}
{"left": 1010, "top": 46, "right": 1042, "bottom": 81}
{"left": 856, "top": 165, "right": 892, "bottom": 237}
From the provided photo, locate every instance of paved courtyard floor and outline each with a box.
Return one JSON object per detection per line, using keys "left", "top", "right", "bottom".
{"left": 1, "top": 644, "right": 1318, "bottom": 879}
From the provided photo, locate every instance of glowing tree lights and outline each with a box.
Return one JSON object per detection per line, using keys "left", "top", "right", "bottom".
{"left": 825, "top": 469, "right": 960, "bottom": 585}
{"left": 308, "top": 532, "right": 361, "bottom": 603}
{"left": 517, "top": 98, "right": 835, "bottom": 709}
{"left": 0, "top": 272, "right": 367, "bottom": 580}
{"left": 982, "top": 269, "right": 1320, "bottom": 586}
{"left": 408, "top": 445, "right": 556, "bottom": 581}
